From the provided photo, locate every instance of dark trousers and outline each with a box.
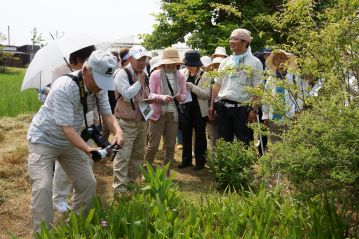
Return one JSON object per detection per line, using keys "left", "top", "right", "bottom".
{"left": 217, "top": 106, "right": 253, "bottom": 144}
{"left": 179, "top": 102, "right": 207, "bottom": 166}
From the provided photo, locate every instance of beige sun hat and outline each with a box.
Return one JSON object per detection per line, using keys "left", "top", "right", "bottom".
{"left": 209, "top": 57, "right": 224, "bottom": 66}
{"left": 210, "top": 46, "right": 228, "bottom": 59}
{"left": 159, "top": 47, "right": 183, "bottom": 65}
{"left": 265, "top": 49, "right": 297, "bottom": 73}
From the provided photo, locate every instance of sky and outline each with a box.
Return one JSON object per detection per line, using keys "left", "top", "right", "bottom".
{"left": 0, "top": 0, "right": 160, "bottom": 46}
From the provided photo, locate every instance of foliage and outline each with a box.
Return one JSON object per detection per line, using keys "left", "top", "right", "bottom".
{"left": 260, "top": 95, "right": 359, "bottom": 209}
{"left": 32, "top": 165, "right": 356, "bottom": 238}
{"left": 30, "top": 27, "right": 46, "bottom": 49}
{"left": 0, "top": 67, "right": 41, "bottom": 116}
{"left": 207, "top": 139, "right": 256, "bottom": 190}
{"left": 269, "top": 0, "right": 359, "bottom": 101}
{"left": 141, "top": 0, "right": 285, "bottom": 53}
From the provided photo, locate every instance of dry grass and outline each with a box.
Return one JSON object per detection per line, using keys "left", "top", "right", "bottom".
{"left": 0, "top": 114, "right": 214, "bottom": 239}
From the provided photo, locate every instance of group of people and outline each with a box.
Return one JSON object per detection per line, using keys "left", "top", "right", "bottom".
{"left": 27, "top": 27, "right": 309, "bottom": 235}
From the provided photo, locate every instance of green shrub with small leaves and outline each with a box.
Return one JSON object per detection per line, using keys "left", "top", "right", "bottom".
{"left": 260, "top": 95, "right": 359, "bottom": 209}
{"left": 207, "top": 139, "right": 256, "bottom": 190}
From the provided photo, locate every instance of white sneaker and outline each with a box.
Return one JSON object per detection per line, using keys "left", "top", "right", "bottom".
{"left": 54, "top": 201, "right": 70, "bottom": 213}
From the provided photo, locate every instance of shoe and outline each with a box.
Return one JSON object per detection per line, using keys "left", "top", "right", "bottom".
{"left": 177, "top": 163, "right": 192, "bottom": 169}
{"left": 54, "top": 201, "right": 70, "bottom": 213}
{"left": 193, "top": 165, "right": 205, "bottom": 171}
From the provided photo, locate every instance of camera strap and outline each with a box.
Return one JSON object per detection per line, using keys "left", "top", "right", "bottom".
{"left": 65, "top": 72, "right": 91, "bottom": 128}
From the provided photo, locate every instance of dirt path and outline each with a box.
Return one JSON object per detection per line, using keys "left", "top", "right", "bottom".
{"left": 0, "top": 114, "right": 214, "bottom": 239}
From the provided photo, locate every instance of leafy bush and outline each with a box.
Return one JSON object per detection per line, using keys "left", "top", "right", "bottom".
{"left": 207, "top": 139, "right": 256, "bottom": 190}
{"left": 261, "top": 95, "right": 359, "bottom": 209}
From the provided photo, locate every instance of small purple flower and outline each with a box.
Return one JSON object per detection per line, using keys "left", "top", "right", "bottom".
{"left": 101, "top": 220, "right": 108, "bottom": 227}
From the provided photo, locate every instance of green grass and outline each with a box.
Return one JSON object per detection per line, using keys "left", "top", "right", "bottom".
{"left": 0, "top": 67, "right": 41, "bottom": 117}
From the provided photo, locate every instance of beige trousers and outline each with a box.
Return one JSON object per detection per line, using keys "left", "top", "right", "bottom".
{"left": 27, "top": 142, "right": 96, "bottom": 234}
{"left": 145, "top": 112, "right": 178, "bottom": 166}
{"left": 113, "top": 119, "right": 146, "bottom": 193}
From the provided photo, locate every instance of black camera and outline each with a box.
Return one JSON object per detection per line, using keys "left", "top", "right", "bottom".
{"left": 81, "top": 124, "right": 110, "bottom": 148}
{"left": 90, "top": 143, "right": 121, "bottom": 162}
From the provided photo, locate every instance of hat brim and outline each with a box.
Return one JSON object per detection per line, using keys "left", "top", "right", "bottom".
{"left": 92, "top": 71, "right": 115, "bottom": 91}
{"left": 210, "top": 53, "right": 227, "bottom": 58}
{"left": 184, "top": 60, "right": 203, "bottom": 67}
{"left": 266, "top": 51, "right": 297, "bottom": 73}
{"left": 132, "top": 52, "right": 148, "bottom": 60}
{"left": 150, "top": 62, "right": 162, "bottom": 72}
{"left": 159, "top": 58, "right": 183, "bottom": 65}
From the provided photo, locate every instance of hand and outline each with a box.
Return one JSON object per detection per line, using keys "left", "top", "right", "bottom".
{"left": 208, "top": 106, "right": 215, "bottom": 121}
{"left": 263, "top": 119, "right": 270, "bottom": 127}
{"left": 137, "top": 71, "right": 145, "bottom": 84}
{"left": 247, "top": 109, "right": 257, "bottom": 123}
{"left": 85, "top": 146, "right": 101, "bottom": 157}
{"left": 164, "top": 95, "right": 173, "bottom": 103}
{"left": 113, "top": 133, "right": 124, "bottom": 148}
{"left": 186, "top": 82, "right": 194, "bottom": 90}
{"left": 174, "top": 94, "right": 181, "bottom": 102}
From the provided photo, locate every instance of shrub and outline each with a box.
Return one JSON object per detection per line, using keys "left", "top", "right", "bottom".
{"left": 207, "top": 139, "right": 256, "bottom": 190}
{"left": 261, "top": 95, "right": 359, "bottom": 209}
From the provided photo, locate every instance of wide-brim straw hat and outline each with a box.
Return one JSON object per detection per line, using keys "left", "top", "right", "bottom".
{"left": 265, "top": 49, "right": 297, "bottom": 73}
{"left": 159, "top": 47, "right": 183, "bottom": 65}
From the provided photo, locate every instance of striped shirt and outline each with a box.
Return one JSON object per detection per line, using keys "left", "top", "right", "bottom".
{"left": 161, "top": 73, "right": 175, "bottom": 112}
{"left": 27, "top": 71, "right": 112, "bottom": 147}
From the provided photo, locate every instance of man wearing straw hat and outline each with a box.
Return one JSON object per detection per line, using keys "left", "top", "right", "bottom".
{"left": 209, "top": 28, "right": 263, "bottom": 144}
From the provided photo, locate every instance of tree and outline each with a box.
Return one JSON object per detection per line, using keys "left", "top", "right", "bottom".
{"left": 30, "top": 27, "right": 46, "bottom": 50}
{"left": 141, "top": 0, "right": 285, "bottom": 53}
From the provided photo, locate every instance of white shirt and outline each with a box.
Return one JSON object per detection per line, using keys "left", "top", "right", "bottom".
{"left": 262, "top": 73, "right": 309, "bottom": 121}
{"left": 215, "top": 51, "right": 263, "bottom": 103}
{"left": 28, "top": 71, "right": 112, "bottom": 147}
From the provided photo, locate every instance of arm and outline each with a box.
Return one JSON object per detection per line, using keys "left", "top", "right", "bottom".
{"left": 148, "top": 70, "right": 172, "bottom": 103}
{"left": 208, "top": 83, "right": 220, "bottom": 121}
{"left": 115, "top": 69, "right": 142, "bottom": 100}
{"left": 174, "top": 71, "right": 187, "bottom": 102}
{"left": 62, "top": 126, "right": 95, "bottom": 155}
{"left": 102, "top": 114, "right": 124, "bottom": 147}
{"left": 187, "top": 82, "right": 210, "bottom": 99}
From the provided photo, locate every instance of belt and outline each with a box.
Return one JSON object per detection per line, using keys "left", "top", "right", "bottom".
{"left": 221, "top": 99, "right": 242, "bottom": 108}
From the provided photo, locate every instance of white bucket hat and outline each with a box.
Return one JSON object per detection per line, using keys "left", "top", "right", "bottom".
{"left": 149, "top": 56, "right": 162, "bottom": 72}
{"left": 200, "top": 56, "right": 212, "bottom": 68}
{"left": 210, "top": 46, "right": 228, "bottom": 59}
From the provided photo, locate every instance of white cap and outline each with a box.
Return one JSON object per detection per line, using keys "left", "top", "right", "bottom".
{"left": 200, "top": 56, "right": 212, "bottom": 68}
{"left": 129, "top": 45, "right": 148, "bottom": 60}
{"left": 87, "top": 50, "right": 117, "bottom": 91}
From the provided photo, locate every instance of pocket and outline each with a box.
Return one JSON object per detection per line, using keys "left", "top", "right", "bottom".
{"left": 28, "top": 152, "right": 43, "bottom": 180}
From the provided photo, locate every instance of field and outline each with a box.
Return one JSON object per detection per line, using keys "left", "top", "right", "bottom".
{"left": 0, "top": 68, "right": 357, "bottom": 238}
{"left": 0, "top": 68, "right": 41, "bottom": 117}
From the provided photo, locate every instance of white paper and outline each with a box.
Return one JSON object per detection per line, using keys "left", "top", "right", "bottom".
{"left": 139, "top": 100, "right": 153, "bottom": 121}
{"left": 181, "top": 91, "right": 192, "bottom": 104}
